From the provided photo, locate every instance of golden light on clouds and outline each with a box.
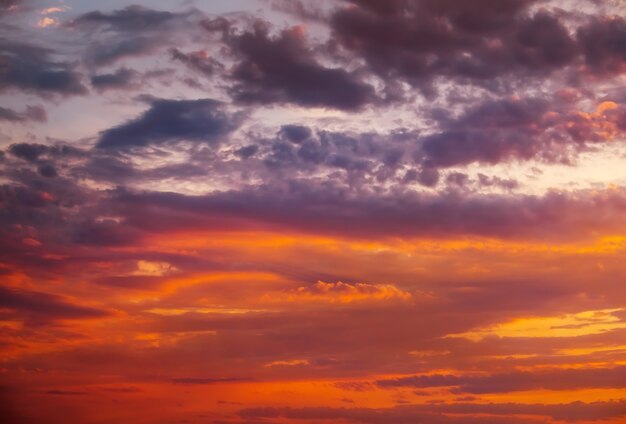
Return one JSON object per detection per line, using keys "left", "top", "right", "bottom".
{"left": 3, "top": 0, "right": 626, "bottom": 422}
{"left": 448, "top": 309, "right": 626, "bottom": 341}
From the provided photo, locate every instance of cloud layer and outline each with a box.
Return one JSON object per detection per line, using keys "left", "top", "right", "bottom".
{"left": 1, "top": 1, "right": 626, "bottom": 423}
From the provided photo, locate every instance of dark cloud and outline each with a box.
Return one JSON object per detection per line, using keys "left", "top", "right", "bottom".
{"left": 240, "top": 405, "right": 544, "bottom": 424}
{"left": 0, "top": 159, "right": 102, "bottom": 271}
{"left": 44, "top": 390, "right": 88, "bottom": 396}
{"left": 239, "top": 399, "right": 626, "bottom": 423}
{"left": 74, "top": 154, "right": 136, "bottom": 183}
{"left": 69, "top": 6, "right": 194, "bottom": 66}
{"left": 72, "top": 218, "right": 142, "bottom": 247}
{"left": 211, "top": 21, "right": 376, "bottom": 110}
{"left": 71, "top": 6, "right": 181, "bottom": 31}
{"left": 146, "top": 94, "right": 619, "bottom": 180}
{"left": 37, "top": 163, "right": 58, "bottom": 178}
{"left": 327, "top": 0, "right": 605, "bottom": 93}
{"left": 85, "top": 37, "right": 161, "bottom": 66}
{"left": 578, "top": 16, "right": 626, "bottom": 75}
{"left": 415, "top": 166, "right": 439, "bottom": 187}
{"left": 376, "top": 365, "right": 626, "bottom": 393}
{"left": 96, "top": 98, "right": 244, "bottom": 149}
{"left": 0, "top": 41, "right": 86, "bottom": 96}
{"left": 2, "top": 2, "right": 626, "bottom": 422}
{"left": 0, "top": 183, "right": 51, "bottom": 212}
{"left": 246, "top": 128, "right": 412, "bottom": 177}
{"left": 279, "top": 124, "right": 312, "bottom": 144}
{"left": 92, "top": 275, "right": 165, "bottom": 290}
{"left": 171, "top": 377, "right": 251, "bottom": 384}
{"left": 8, "top": 143, "right": 84, "bottom": 162}
{"left": 417, "top": 98, "right": 553, "bottom": 167}
{"left": 0, "top": 285, "right": 110, "bottom": 324}
{"left": 444, "top": 172, "right": 519, "bottom": 192}
{"left": 477, "top": 174, "right": 519, "bottom": 191}
{"left": 412, "top": 96, "right": 626, "bottom": 169}
{"left": 264, "top": 141, "right": 297, "bottom": 168}
{"left": 0, "top": 105, "right": 46, "bottom": 123}
{"left": 170, "top": 48, "right": 222, "bottom": 76}
{"left": 445, "top": 171, "right": 470, "bottom": 188}
{"left": 234, "top": 144, "right": 258, "bottom": 159}
{"left": 108, "top": 182, "right": 626, "bottom": 241}
{"left": 90, "top": 67, "right": 137, "bottom": 90}
{"left": 8, "top": 143, "right": 49, "bottom": 162}
{"left": 0, "top": 0, "right": 20, "bottom": 14}
{"left": 513, "top": 11, "right": 578, "bottom": 69}
{"left": 420, "top": 0, "right": 534, "bottom": 33}
{"left": 431, "top": 400, "right": 626, "bottom": 422}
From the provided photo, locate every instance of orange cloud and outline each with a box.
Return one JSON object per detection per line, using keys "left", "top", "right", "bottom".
{"left": 262, "top": 280, "right": 413, "bottom": 304}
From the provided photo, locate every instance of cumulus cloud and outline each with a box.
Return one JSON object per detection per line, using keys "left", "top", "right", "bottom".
{"left": 328, "top": 0, "right": 626, "bottom": 93}
{"left": 3, "top": 2, "right": 626, "bottom": 422}
{"left": 578, "top": 16, "right": 626, "bottom": 75}
{"left": 97, "top": 98, "right": 245, "bottom": 149}
{"left": 206, "top": 20, "right": 377, "bottom": 110}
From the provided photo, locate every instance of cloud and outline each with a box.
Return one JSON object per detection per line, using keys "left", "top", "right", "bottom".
{"left": 240, "top": 405, "right": 545, "bottom": 423}
{"left": 96, "top": 98, "right": 244, "bottom": 149}
{"left": 449, "top": 308, "right": 626, "bottom": 340}
{"left": 171, "top": 377, "right": 251, "bottom": 384}
{"left": 279, "top": 124, "right": 313, "bottom": 144}
{"left": 0, "top": 105, "right": 46, "bottom": 123}
{"left": 330, "top": 0, "right": 570, "bottom": 86}
{"left": 415, "top": 97, "right": 626, "bottom": 169}
{"left": 376, "top": 365, "right": 626, "bottom": 393}
{"left": 233, "top": 127, "right": 414, "bottom": 179}
{"left": 325, "top": 0, "right": 626, "bottom": 99}
{"left": 170, "top": 47, "right": 222, "bottom": 76}
{"left": 70, "top": 5, "right": 181, "bottom": 31}
{"left": 264, "top": 359, "right": 309, "bottom": 367}
{"left": 2, "top": 3, "right": 626, "bottom": 422}
{"left": 234, "top": 144, "right": 258, "bottom": 159}
{"left": 263, "top": 281, "right": 413, "bottom": 304}
{"left": 209, "top": 20, "right": 376, "bottom": 110}
{"left": 44, "top": 390, "right": 88, "bottom": 396}
{"left": 0, "top": 41, "right": 86, "bottom": 96}
{"left": 90, "top": 67, "right": 137, "bottom": 90}
{"left": 8, "top": 143, "right": 85, "bottom": 162}
{"left": 239, "top": 399, "right": 626, "bottom": 423}
{"left": 417, "top": 98, "right": 554, "bottom": 167}
{"left": 37, "top": 163, "right": 57, "bottom": 178}
{"left": 578, "top": 16, "right": 626, "bottom": 75}
{"left": 92, "top": 275, "right": 165, "bottom": 290}
{"left": 0, "top": 285, "right": 111, "bottom": 324}
{"left": 81, "top": 95, "right": 624, "bottom": 190}
{"left": 0, "top": 0, "right": 21, "bottom": 15}
{"left": 8, "top": 143, "right": 49, "bottom": 162}
{"left": 108, "top": 183, "right": 626, "bottom": 241}
{"left": 69, "top": 5, "right": 195, "bottom": 66}
{"left": 431, "top": 399, "right": 626, "bottom": 422}
{"left": 72, "top": 218, "right": 142, "bottom": 247}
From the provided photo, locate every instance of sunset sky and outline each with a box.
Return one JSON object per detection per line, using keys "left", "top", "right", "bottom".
{"left": 2, "top": 0, "right": 626, "bottom": 423}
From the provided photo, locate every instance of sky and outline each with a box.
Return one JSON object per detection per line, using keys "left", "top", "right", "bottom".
{"left": 1, "top": 0, "right": 626, "bottom": 423}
